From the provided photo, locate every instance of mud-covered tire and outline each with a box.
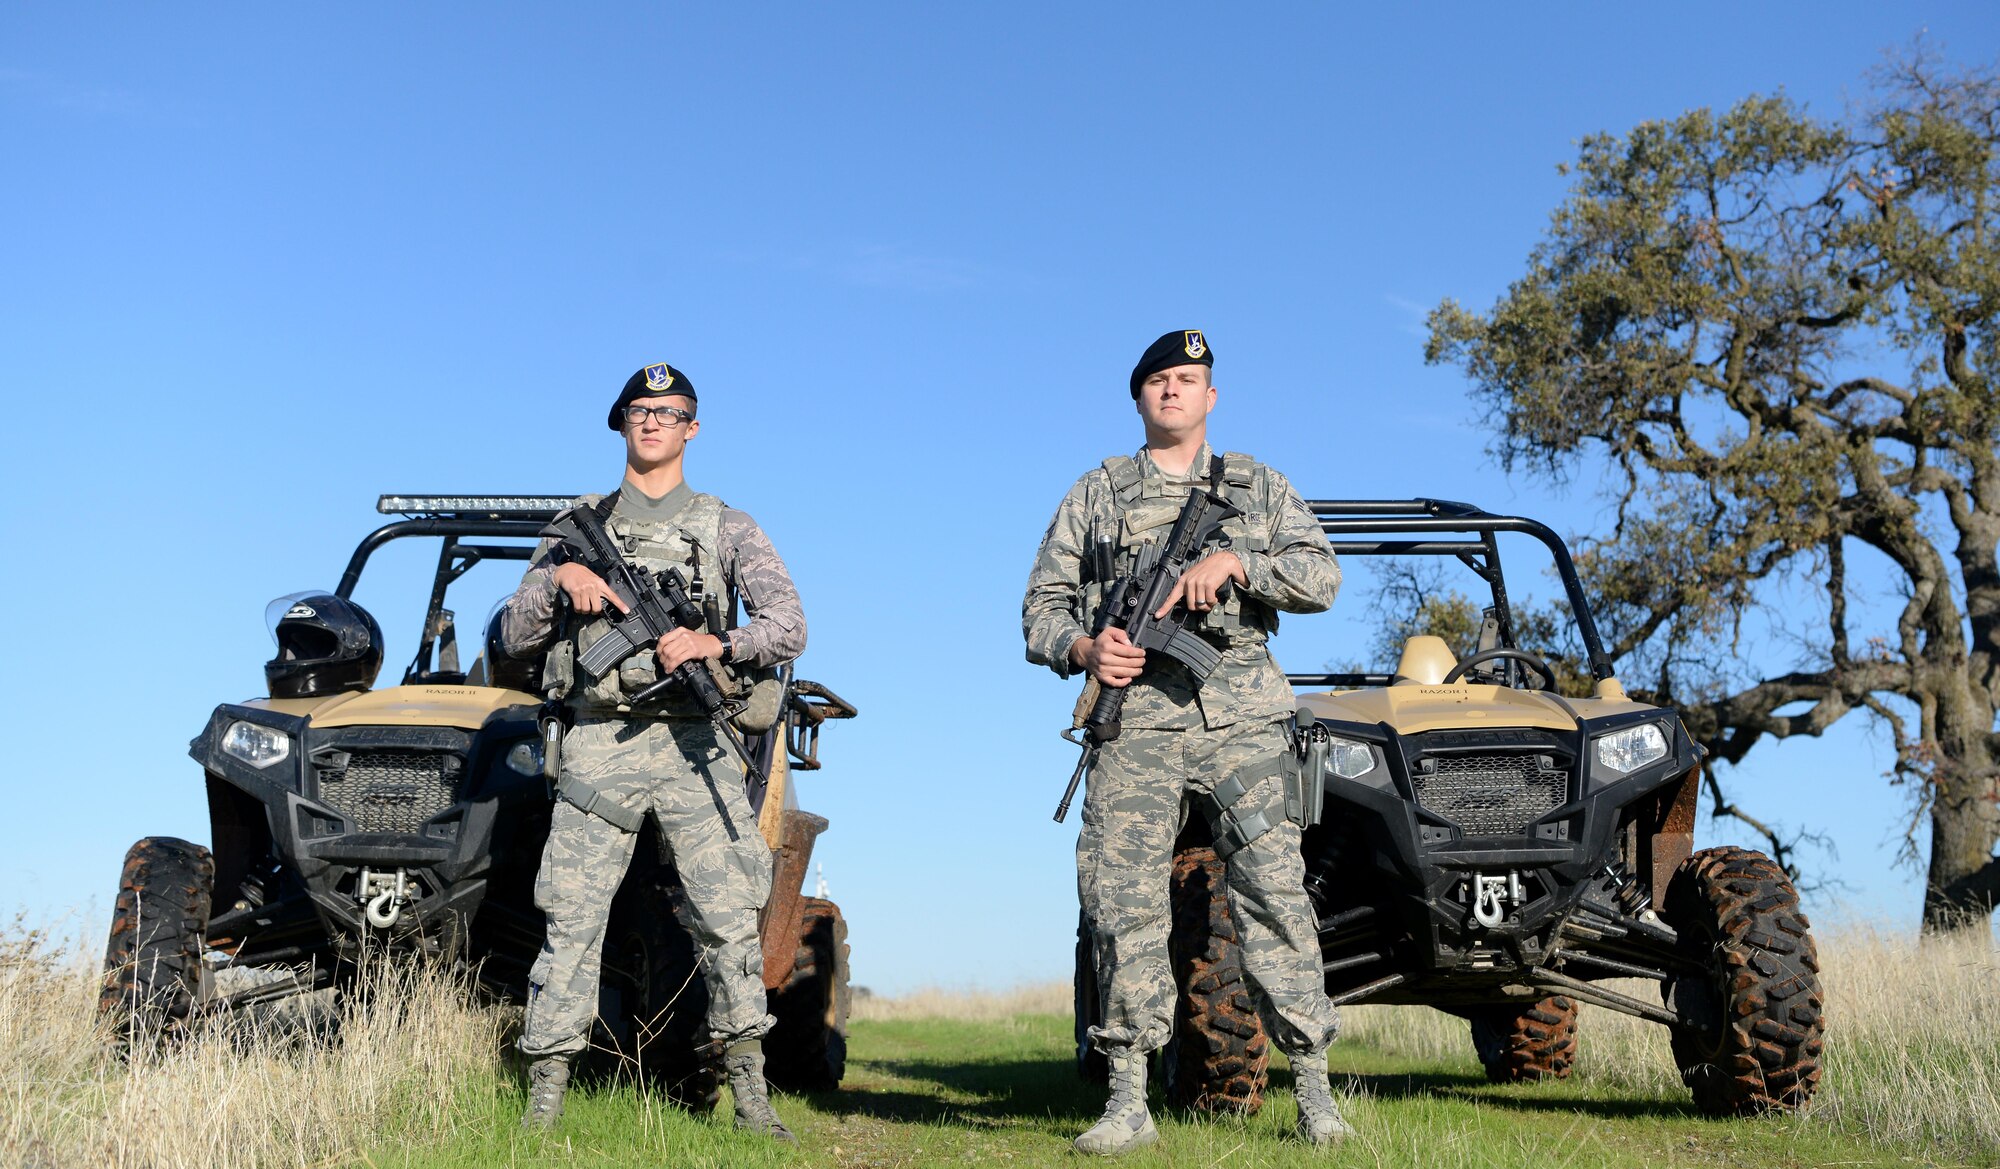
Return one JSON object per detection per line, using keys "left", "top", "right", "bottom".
{"left": 1164, "top": 844, "right": 1269, "bottom": 1115}
{"left": 597, "top": 870, "right": 719, "bottom": 1110}
{"left": 764, "top": 897, "right": 850, "bottom": 1091}
{"left": 1467, "top": 996, "right": 1578, "bottom": 1083}
{"left": 1662, "top": 846, "right": 1824, "bottom": 1116}
{"left": 100, "top": 837, "right": 214, "bottom": 1049}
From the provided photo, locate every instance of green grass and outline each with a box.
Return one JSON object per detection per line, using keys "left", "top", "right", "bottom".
{"left": 351, "top": 1013, "right": 1977, "bottom": 1169}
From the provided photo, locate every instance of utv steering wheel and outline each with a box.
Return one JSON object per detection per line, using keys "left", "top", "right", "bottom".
{"left": 1442, "top": 648, "right": 1558, "bottom": 691}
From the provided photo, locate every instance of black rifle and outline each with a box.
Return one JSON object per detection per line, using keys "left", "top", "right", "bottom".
{"left": 542, "top": 502, "right": 766, "bottom": 794}
{"left": 1053, "top": 476, "right": 1241, "bottom": 822}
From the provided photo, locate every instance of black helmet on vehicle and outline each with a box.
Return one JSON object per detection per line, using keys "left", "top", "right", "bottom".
{"left": 482, "top": 606, "right": 540, "bottom": 693}
{"left": 264, "top": 592, "right": 384, "bottom": 699}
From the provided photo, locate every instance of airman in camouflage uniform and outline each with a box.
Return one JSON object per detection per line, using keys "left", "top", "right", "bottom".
{"left": 1023, "top": 331, "right": 1352, "bottom": 1153}
{"left": 502, "top": 362, "right": 806, "bottom": 1143}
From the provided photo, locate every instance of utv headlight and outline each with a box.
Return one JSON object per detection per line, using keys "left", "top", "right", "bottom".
{"left": 1326, "top": 735, "right": 1377, "bottom": 780}
{"left": 1594, "top": 724, "right": 1668, "bottom": 775}
{"left": 222, "top": 721, "right": 292, "bottom": 769}
{"left": 506, "top": 740, "right": 543, "bottom": 777}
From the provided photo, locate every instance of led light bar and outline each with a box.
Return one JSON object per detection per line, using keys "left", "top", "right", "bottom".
{"left": 377, "top": 495, "right": 579, "bottom": 516}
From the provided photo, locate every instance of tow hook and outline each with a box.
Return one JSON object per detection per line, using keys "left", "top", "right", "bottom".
{"left": 358, "top": 868, "right": 414, "bottom": 929}
{"left": 1470, "top": 871, "right": 1527, "bottom": 929}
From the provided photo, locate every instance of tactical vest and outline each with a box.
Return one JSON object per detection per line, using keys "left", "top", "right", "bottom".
{"left": 567, "top": 489, "right": 743, "bottom": 715}
{"left": 1087, "top": 450, "right": 1279, "bottom": 646}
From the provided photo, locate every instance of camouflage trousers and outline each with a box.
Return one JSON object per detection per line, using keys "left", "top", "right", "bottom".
{"left": 1077, "top": 718, "right": 1340, "bottom": 1057}
{"left": 518, "top": 715, "right": 775, "bottom": 1058}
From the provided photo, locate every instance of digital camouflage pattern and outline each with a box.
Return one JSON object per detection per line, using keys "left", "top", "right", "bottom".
{"left": 1025, "top": 445, "right": 1342, "bottom": 1057}
{"left": 502, "top": 488, "right": 806, "bottom": 680}
{"left": 1078, "top": 719, "right": 1339, "bottom": 1056}
{"left": 518, "top": 716, "right": 776, "bottom": 1055}
{"left": 1023, "top": 445, "right": 1340, "bottom": 730}
{"left": 502, "top": 486, "right": 804, "bottom": 1056}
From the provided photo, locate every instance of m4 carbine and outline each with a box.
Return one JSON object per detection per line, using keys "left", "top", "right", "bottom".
{"left": 1054, "top": 477, "right": 1240, "bottom": 822}
{"left": 542, "top": 503, "right": 766, "bottom": 793}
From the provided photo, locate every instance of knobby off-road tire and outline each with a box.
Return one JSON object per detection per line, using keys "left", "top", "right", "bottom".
{"left": 764, "top": 897, "right": 850, "bottom": 1091}
{"left": 1467, "top": 996, "right": 1579, "bottom": 1083}
{"left": 1164, "top": 844, "right": 1270, "bottom": 1115}
{"left": 1662, "top": 846, "right": 1824, "bottom": 1116}
{"left": 597, "top": 870, "right": 719, "bottom": 1111}
{"left": 100, "top": 837, "right": 214, "bottom": 1050}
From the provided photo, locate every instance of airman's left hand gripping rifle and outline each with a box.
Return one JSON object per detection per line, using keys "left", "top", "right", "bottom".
{"left": 541, "top": 504, "right": 767, "bottom": 790}
{"left": 1054, "top": 475, "right": 1241, "bottom": 822}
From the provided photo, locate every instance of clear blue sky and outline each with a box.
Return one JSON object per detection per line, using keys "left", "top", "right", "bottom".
{"left": 4, "top": 5, "right": 1995, "bottom": 993}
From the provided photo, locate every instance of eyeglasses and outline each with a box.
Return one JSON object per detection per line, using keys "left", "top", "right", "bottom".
{"left": 623, "top": 404, "right": 695, "bottom": 428}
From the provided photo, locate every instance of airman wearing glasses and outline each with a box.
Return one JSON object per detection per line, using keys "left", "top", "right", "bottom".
{"left": 499, "top": 361, "right": 807, "bottom": 1142}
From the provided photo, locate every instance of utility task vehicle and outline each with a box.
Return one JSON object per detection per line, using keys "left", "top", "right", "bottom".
{"left": 1076, "top": 499, "right": 1823, "bottom": 1118}
{"left": 101, "top": 495, "right": 859, "bottom": 1103}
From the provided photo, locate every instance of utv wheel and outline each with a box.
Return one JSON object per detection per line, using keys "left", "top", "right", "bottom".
{"left": 100, "top": 837, "right": 214, "bottom": 1050}
{"left": 764, "top": 897, "right": 850, "bottom": 1091}
{"left": 598, "top": 872, "right": 719, "bottom": 1110}
{"left": 1164, "top": 844, "right": 1270, "bottom": 1115}
{"left": 1662, "top": 846, "right": 1824, "bottom": 1116}
{"left": 1468, "top": 996, "right": 1578, "bottom": 1083}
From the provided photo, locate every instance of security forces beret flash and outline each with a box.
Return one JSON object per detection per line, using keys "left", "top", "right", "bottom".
{"left": 608, "top": 362, "right": 698, "bottom": 430}
{"left": 1129, "top": 330, "right": 1212, "bottom": 398}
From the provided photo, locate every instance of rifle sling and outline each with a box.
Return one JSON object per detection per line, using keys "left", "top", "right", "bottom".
{"left": 554, "top": 773, "right": 647, "bottom": 833}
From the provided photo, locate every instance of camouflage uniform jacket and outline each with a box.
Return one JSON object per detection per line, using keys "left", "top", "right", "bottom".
{"left": 501, "top": 484, "right": 807, "bottom": 713}
{"left": 1023, "top": 444, "right": 1339, "bottom": 731}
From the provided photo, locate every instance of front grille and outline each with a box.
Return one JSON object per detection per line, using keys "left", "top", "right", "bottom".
{"left": 1412, "top": 753, "right": 1566, "bottom": 836}
{"left": 317, "top": 751, "right": 459, "bottom": 834}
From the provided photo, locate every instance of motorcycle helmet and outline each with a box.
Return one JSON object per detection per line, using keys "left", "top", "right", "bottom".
{"left": 482, "top": 603, "right": 540, "bottom": 693}
{"left": 264, "top": 591, "right": 384, "bottom": 698}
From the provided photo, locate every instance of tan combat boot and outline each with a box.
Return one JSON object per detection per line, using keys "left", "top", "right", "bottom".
{"left": 520, "top": 1056, "right": 570, "bottom": 1130}
{"left": 1290, "top": 1050, "right": 1353, "bottom": 1146}
{"left": 724, "top": 1040, "right": 797, "bottom": 1144}
{"left": 1074, "top": 1050, "right": 1158, "bottom": 1156}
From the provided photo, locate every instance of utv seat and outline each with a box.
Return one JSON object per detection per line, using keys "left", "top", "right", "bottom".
{"left": 1393, "top": 635, "right": 1459, "bottom": 685}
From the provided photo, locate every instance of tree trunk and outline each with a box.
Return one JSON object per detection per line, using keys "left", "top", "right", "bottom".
{"left": 1920, "top": 683, "right": 2000, "bottom": 930}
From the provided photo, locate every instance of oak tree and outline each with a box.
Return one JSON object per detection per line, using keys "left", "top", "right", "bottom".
{"left": 1426, "top": 54, "right": 2000, "bottom": 928}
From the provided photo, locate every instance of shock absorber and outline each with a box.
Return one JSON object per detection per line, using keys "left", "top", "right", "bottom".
{"left": 1598, "top": 863, "right": 1653, "bottom": 917}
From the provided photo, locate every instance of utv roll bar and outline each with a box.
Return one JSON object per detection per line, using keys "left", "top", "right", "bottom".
{"left": 334, "top": 496, "right": 578, "bottom": 598}
{"left": 1283, "top": 498, "right": 1615, "bottom": 688}
{"left": 332, "top": 497, "right": 579, "bottom": 683}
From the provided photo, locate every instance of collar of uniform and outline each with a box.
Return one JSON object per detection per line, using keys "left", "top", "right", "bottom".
{"left": 612, "top": 479, "right": 695, "bottom": 524}
{"left": 1135, "top": 442, "right": 1216, "bottom": 488}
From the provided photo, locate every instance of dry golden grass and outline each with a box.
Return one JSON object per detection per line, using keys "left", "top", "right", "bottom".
{"left": 0, "top": 925, "right": 509, "bottom": 1169}
{"left": 851, "top": 981, "right": 1070, "bottom": 1022}
{"left": 1345, "top": 923, "right": 2000, "bottom": 1154}
{"left": 2, "top": 920, "right": 1993, "bottom": 1166}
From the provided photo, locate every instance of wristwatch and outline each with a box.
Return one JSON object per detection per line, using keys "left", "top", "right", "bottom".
{"left": 717, "top": 635, "right": 736, "bottom": 666}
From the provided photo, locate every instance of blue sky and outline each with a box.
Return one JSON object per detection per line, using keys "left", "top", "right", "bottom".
{"left": 3, "top": 5, "right": 1995, "bottom": 993}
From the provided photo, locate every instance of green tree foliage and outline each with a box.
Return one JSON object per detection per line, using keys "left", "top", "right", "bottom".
{"left": 1426, "top": 53, "right": 2000, "bottom": 929}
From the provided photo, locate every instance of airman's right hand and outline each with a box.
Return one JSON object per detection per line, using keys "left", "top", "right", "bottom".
{"left": 552, "top": 563, "right": 629, "bottom": 615}
{"left": 1071, "top": 627, "right": 1147, "bottom": 688}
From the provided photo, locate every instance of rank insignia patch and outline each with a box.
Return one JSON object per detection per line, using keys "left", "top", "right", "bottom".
{"left": 1184, "top": 330, "right": 1207, "bottom": 359}
{"left": 643, "top": 363, "right": 676, "bottom": 391}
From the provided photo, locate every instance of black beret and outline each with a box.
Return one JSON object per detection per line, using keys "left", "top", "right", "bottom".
{"left": 1129, "top": 330, "right": 1212, "bottom": 398}
{"left": 608, "top": 362, "right": 698, "bottom": 431}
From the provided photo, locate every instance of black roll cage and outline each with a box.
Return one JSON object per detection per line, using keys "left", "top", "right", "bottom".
{"left": 333, "top": 509, "right": 563, "bottom": 685}
{"left": 322, "top": 499, "right": 861, "bottom": 769}
{"left": 1285, "top": 499, "right": 1615, "bottom": 690}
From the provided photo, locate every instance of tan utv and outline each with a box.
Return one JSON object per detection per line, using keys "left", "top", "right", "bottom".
{"left": 1077, "top": 499, "right": 1824, "bottom": 1119}
{"left": 100, "top": 495, "right": 858, "bottom": 1106}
